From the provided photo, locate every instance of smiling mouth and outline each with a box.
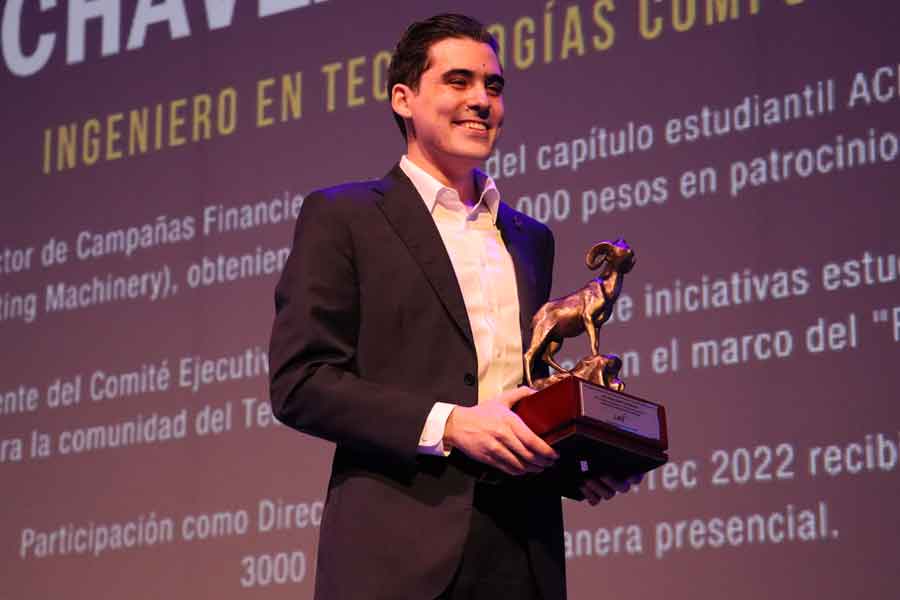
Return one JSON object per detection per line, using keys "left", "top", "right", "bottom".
{"left": 454, "top": 120, "right": 490, "bottom": 131}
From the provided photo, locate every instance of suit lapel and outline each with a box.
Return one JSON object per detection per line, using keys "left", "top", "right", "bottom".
{"left": 496, "top": 203, "right": 540, "bottom": 351}
{"left": 372, "top": 166, "right": 475, "bottom": 349}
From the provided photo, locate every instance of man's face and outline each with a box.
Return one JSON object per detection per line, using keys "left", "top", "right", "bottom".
{"left": 397, "top": 37, "right": 505, "bottom": 178}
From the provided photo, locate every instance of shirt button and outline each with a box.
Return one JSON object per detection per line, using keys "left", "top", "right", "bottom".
{"left": 463, "top": 373, "right": 476, "bottom": 386}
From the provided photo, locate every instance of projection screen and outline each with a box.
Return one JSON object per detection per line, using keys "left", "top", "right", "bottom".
{"left": 2, "top": 1, "right": 898, "bottom": 598}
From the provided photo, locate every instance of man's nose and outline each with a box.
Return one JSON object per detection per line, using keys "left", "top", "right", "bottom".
{"left": 467, "top": 85, "right": 490, "bottom": 117}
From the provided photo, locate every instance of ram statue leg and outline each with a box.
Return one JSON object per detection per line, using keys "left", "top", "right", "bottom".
{"left": 542, "top": 339, "right": 567, "bottom": 375}
{"left": 524, "top": 321, "right": 554, "bottom": 386}
{"left": 584, "top": 317, "right": 599, "bottom": 355}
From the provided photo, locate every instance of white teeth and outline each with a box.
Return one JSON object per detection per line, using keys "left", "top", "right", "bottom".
{"left": 460, "top": 121, "right": 487, "bottom": 131}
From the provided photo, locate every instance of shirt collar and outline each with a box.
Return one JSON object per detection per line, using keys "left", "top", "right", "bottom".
{"left": 399, "top": 155, "right": 501, "bottom": 223}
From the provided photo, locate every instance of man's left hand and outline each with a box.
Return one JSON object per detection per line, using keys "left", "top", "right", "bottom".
{"left": 579, "top": 473, "right": 644, "bottom": 506}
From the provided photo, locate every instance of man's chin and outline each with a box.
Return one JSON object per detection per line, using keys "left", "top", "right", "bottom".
{"left": 417, "top": 141, "right": 498, "bottom": 175}
{"left": 451, "top": 141, "right": 496, "bottom": 163}
{"left": 445, "top": 152, "right": 491, "bottom": 173}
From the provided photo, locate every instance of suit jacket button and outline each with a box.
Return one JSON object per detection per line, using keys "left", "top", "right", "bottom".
{"left": 463, "top": 373, "right": 476, "bottom": 386}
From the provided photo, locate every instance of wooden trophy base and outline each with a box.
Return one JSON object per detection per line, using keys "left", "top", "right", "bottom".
{"left": 513, "top": 376, "right": 669, "bottom": 499}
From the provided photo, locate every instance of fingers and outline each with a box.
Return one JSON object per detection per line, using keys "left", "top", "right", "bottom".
{"left": 493, "top": 426, "right": 552, "bottom": 473}
{"left": 597, "top": 476, "right": 632, "bottom": 494}
{"left": 446, "top": 401, "right": 557, "bottom": 475}
{"left": 507, "top": 416, "right": 558, "bottom": 465}
{"left": 580, "top": 474, "right": 643, "bottom": 505}
{"left": 494, "top": 387, "right": 558, "bottom": 466}
{"left": 580, "top": 478, "right": 616, "bottom": 505}
{"left": 482, "top": 412, "right": 556, "bottom": 473}
{"left": 496, "top": 385, "right": 535, "bottom": 409}
{"left": 482, "top": 388, "right": 557, "bottom": 472}
{"left": 483, "top": 439, "right": 530, "bottom": 476}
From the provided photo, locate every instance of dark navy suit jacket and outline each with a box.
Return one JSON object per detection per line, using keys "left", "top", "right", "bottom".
{"left": 269, "top": 165, "right": 564, "bottom": 600}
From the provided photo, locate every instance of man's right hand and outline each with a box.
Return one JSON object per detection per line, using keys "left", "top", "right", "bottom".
{"left": 442, "top": 386, "right": 559, "bottom": 476}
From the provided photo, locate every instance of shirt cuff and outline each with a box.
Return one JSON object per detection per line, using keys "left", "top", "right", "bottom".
{"left": 418, "top": 402, "right": 456, "bottom": 457}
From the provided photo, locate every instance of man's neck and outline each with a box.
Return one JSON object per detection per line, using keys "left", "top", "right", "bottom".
{"left": 405, "top": 148, "right": 478, "bottom": 206}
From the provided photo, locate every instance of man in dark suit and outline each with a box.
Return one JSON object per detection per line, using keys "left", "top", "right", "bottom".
{"left": 269, "top": 14, "right": 630, "bottom": 600}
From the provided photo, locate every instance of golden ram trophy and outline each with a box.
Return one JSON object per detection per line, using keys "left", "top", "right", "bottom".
{"left": 513, "top": 239, "right": 669, "bottom": 499}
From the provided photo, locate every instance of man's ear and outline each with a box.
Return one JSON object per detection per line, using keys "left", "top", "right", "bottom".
{"left": 391, "top": 83, "right": 414, "bottom": 119}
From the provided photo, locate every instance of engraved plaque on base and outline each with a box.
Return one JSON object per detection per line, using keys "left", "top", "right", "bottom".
{"left": 513, "top": 376, "right": 669, "bottom": 499}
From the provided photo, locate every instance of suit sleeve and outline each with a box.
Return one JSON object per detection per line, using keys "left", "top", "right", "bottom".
{"left": 268, "top": 192, "right": 431, "bottom": 472}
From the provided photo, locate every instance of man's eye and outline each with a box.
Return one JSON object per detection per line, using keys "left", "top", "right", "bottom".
{"left": 488, "top": 84, "right": 504, "bottom": 95}
{"left": 449, "top": 79, "right": 466, "bottom": 87}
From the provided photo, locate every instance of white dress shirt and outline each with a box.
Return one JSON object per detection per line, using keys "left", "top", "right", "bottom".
{"left": 399, "top": 156, "right": 524, "bottom": 456}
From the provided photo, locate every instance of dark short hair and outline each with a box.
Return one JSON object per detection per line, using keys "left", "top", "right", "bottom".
{"left": 387, "top": 14, "right": 500, "bottom": 140}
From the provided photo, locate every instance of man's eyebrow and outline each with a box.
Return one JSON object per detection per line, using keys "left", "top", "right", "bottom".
{"left": 441, "top": 69, "right": 505, "bottom": 88}
{"left": 441, "top": 68, "right": 475, "bottom": 80}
